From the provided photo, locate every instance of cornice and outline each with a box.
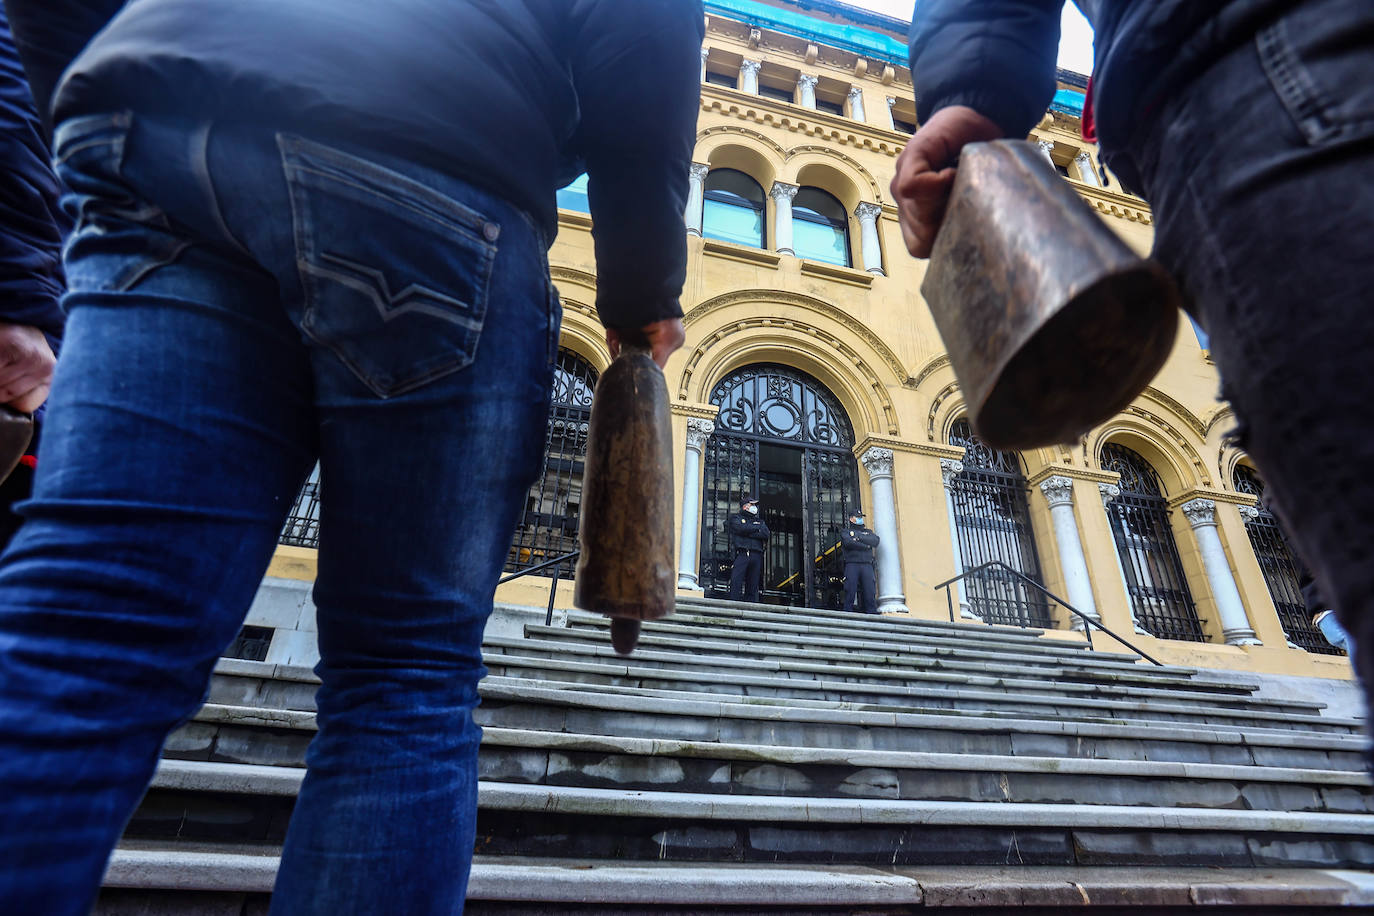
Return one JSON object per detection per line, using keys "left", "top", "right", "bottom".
{"left": 670, "top": 402, "right": 720, "bottom": 420}
{"left": 701, "top": 85, "right": 907, "bottom": 157}
{"left": 1027, "top": 465, "right": 1121, "bottom": 488}
{"left": 855, "top": 435, "right": 962, "bottom": 461}
{"left": 1168, "top": 487, "right": 1259, "bottom": 510}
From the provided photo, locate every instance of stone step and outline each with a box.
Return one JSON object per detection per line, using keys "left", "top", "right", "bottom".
{"left": 479, "top": 650, "right": 1350, "bottom": 732}
{"left": 100, "top": 844, "right": 1374, "bottom": 911}
{"left": 530, "top": 624, "right": 1259, "bottom": 697}
{"left": 171, "top": 683, "right": 1370, "bottom": 775}
{"left": 123, "top": 766, "right": 1374, "bottom": 869}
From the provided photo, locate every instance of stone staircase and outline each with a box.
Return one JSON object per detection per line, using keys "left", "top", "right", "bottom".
{"left": 100, "top": 595, "right": 1374, "bottom": 913}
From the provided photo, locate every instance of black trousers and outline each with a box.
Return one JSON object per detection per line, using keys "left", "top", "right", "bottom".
{"left": 728, "top": 549, "right": 762, "bottom": 602}
{"left": 844, "top": 561, "right": 876, "bottom": 614}
{"left": 1126, "top": 0, "right": 1373, "bottom": 730}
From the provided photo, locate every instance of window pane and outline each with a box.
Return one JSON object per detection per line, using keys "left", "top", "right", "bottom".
{"left": 793, "top": 219, "right": 848, "bottom": 266}
{"left": 705, "top": 169, "right": 764, "bottom": 205}
{"left": 759, "top": 84, "right": 793, "bottom": 103}
{"left": 703, "top": 199, "right": 764, "bottom": 248}
{"left": 555, "top": 173, "right": 589, "bottom": 213}
{"left": 705, "top": 71, "right": 737, "bottom": 89}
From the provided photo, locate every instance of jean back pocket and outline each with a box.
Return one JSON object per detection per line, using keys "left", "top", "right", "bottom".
{"left": 279, "top": 134, "right": 499, "bottom": 398}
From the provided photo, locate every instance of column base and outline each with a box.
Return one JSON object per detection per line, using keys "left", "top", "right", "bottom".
{"left": 865, "top": 267, "right": 885, "bottom": 276}
{"left": 777, "top": 247, "right": 795, "bottom": 257}
{"left": 959, "top": 603, "right": 980, "bottom": 620}
{"left": 1070, "top": 613, "right": 1103, "bottom": 632}
{"left": 877, "top": 596, "right": 908, "bottom": 615}
{"left": 676, "top": 572, "right": 701, "bottom": 590}
{"left": 1224, "top": 629, "right": 1263, "bottom": 647}
{"left": 686, "top": 228, "right": 702, "bottom": 238}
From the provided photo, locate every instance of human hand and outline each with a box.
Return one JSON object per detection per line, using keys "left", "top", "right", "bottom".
{"left": 606, "top": 317, "right": 685, "bottom": 370}
{"left": 890, "top": 105, "right": 1004, "bottom": 258}
{"left": 0, "top": 323, "right": 55, "bottom": 413}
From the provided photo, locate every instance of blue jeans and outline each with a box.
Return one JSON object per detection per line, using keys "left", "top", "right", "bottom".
{"left": 1126, "top": 1, "right": 1374, "bottom": 734}
{"left": 0, "top": 112, "right": 559, "bottom": 914}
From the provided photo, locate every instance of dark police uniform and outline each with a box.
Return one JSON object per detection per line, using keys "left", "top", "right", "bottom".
{"left": 840, "top": 520, "right": 880, "bottom": 614}
{"left": 726, "top": 508, "right": 770, "bottom": 602}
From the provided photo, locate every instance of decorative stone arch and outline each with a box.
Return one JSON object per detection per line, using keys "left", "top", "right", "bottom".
{"left": 550, "top": 267, "right": 611, "bottom": 374}
{"left": 1140, "top": 386, "right": 1207, "bottom": 440}
{"left": 1090, "top": 421, "right": 1201, "bottom": 496}
{"left": 782, "top": 146, "right": 885, "bottom": 208}
{"left": 679, "top": 292, "right": 901, "bottom": 440}
{"left": 695, "top": 127, "right": 784, "bottom": 191}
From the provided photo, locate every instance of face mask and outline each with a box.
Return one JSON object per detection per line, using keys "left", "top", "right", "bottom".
{"left": 745, "top": 505, "right": 758, "bottom": 515}
{"left": 852, "top": 517, "right": 864, "bottom": 526}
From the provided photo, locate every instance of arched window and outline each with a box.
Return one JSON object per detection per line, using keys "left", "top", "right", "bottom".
{"left": 1234, "top": 466, "right": 1341, "bottom": 654}
{"left": 506, "top": 349, "right": 598, "bottom": 574}
{"left": 947, "top": 419, "right": 1050, "bottom": 627}
{"left": 702, "top": 168, "right": 765, "bottom": 248}
{"left": 555, "top": 173, "right": 589, "bottom": 213}
{"left": 1100, "top": 443, "right": 1204, "bottom": 642}
{"left": 792, "top": 187, "right": 850, "bottom": 266}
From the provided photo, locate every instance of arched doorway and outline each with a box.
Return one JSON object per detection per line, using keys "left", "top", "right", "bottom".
{"left": 505, "top": 348, "right": 598, "bottom": 574}
{"left": 1100, "top": 443, "right": 1204, "bottom": 642}
{"left": 1233, "top": 465, "right": 1340, "bottom": 654}
{"left": 699, "top": 364, "right": 860, "bottom": 609}
{"left": 948, "top": 419, "right": 1050, "bottom": 627}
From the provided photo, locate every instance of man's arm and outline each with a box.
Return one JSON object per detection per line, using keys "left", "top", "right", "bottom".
{"left": 569, "top": 0, "right": 702, "bottom": 367}
{"left": 893, "top": 0, "right": 1062, "bottom": 257}
{"left": 860, "top": 529, "right": 880, "bottom": 548}
{"left": 4, "top": 0, "right": 125, "bottom": 128}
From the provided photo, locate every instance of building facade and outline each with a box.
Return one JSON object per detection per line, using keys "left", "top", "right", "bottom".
{"left": 265, "top": 0, "right": 1350, "bottom": 682}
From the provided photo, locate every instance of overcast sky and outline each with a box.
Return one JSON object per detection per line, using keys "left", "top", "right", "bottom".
{"left": 843, "top": 1, "right": 1096, "bottom": 75}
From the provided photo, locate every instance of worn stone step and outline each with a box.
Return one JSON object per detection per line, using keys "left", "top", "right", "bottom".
{"left": 100, "top": 844, "right": 1374, "bottom": 910}
{"left": 479, "top": 651, "right": 1350, "bottom": 732}
{"left": 528, "top": 624, "right": 1258, "bottom": 697}
{"left": 125, "top": 775, "right": 1374, "bottom": 869}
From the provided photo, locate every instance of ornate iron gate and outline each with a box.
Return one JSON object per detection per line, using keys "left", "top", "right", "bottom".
{"left": 1101, "top": 443, "right": 1205, "bottom": 642}
{"left": 505, "top": 349, "right": 598, "bottom": 575}
{"left": 1233, "top": 465, "right": 1340, "bottom": 654}
{"left": 699, "top": 364, "right": 859, "bottom": 609}
{"left": 279, "top": 464, "right": 321, "bottom": 548}
{"left": 947, "top": 419, "right": 1051, "bottom": 627}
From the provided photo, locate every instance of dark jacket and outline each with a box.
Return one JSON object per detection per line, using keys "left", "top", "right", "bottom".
{"left": 840, "top": 523, "right": 879, "bottom": 565}
{"left": 728, "top": 511, "right": 770, "bottom": 553}
{"left": 0, "top": 5, "right": 65, "bottom": 350}
{"left": 5, "top": 0, "right": 702, "bottom": 332}
{"left": 907, "top": 0, "right": 1293, "bottom": 186}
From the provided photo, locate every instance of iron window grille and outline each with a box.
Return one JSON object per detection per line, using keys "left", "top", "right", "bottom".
{"left": 1101, "top": 443, "right": 1205, "bottom": 642}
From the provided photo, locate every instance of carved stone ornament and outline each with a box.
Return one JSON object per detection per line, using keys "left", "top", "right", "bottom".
{"left": 885, "top": 96, "right": 896, "bottom": 109}
{"left": 769, "top": 181, "right": 799, "bottom": 202}
{"left": 939, "top": 458, "right": 964, "bottom": 487}
{"left": 739, "top": 59, "right": 761, "bottom": 75}
{"left": 847, "top": 86, "right": 864, "bottom": 102}
{"left": 689, "top": 162, "right": 711, "bottom": 182}
{"left": 685, "top": 417, "right": 715, "bottom": 451}
{"left": 1098, "top": 482, "right": 1121, "bottom": 504}
{"left": 861, "top": 446, "right": 895, "bottom": 479}
{"left": 1180, "top": 498, "right": 1217, "bottom": 528}
{"left": 797, "top": 74, "right": 818, "bottom": 89}
{"left": 1238, "top": 505, "right": 1261, "bottom": 524}
{"left": 1039, "top": 475, "right": 1076, "bottom": 509}
{"left": 854, "top": 201, "right": 883, "bottom": 223}
{"left": 1075, "top": 150, "right": 1094, "bottom": 166}
{"left": 1037, "top": 139, "right": 1055, "bottom": 154}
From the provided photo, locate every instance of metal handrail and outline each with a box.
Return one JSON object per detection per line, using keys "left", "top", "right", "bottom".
{"left": 499, "top": 550, "right": 580, "bottom": 627}
{"left": 934, "top": 560, "right": 1163, "bottom": 666}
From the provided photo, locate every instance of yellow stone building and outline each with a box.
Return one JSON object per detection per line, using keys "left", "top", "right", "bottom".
{"left": 269, "top": 0, "right": 1350, "bottom": 684}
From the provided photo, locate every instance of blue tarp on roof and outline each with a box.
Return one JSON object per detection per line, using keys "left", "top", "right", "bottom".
{"left": 1051, "top": 87, "right": 1086, "bottom": 116}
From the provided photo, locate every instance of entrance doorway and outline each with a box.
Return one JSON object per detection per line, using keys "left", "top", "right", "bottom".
{"left": 699, "top": 364, "right": 860, "bottom": 609}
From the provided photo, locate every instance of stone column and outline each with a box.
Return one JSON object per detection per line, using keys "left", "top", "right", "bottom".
{"left": 1075, "top": 151, "right": 1100, "bottom": 186}
{"left": 860, "top": 447, "right": 908, "bottom": 613}
{"left": 684, "top": 162, "right": 709, "bottom": 236}
{"left": 739, "top": 59, "right": 761, "bottom": 95}
{"left": 769, "top": 182, "right": 799, "bottom": 256}
{"left": 1038, "top": 476, "right": 1099, "bottom": 630}
{"left": 677, "top": 418, "right": 716, "bottom": 589}
{"left": 854, "top": 202, "right": 884, "bottom": 275}
{"left": 884, "top": 96, "right": 897, "bottom": 130}
{"left": 1180, "top": 498, "right": 1262, "bottom": 645}
{"left": 940, "top": 458, "right": 976, "bottom": 619}
{"left": 797, "top": 74, "right": 818, "bottom": 109}
{"left": 700, "top": 46, "right": 709, "bottom": 82}
{"left": 1100, "top": 483, "right": 1149, "bottom": 635}
{"left": 847, "top": 86, "right": 866, "bottom": 122}
{"left": 1037, "top": 139, "right": 1055, "bottom": 166}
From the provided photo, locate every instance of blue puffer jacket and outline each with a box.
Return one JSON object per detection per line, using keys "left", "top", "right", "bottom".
{"left": 908, "top": 0, "right": 1295, "bottom": 185}
{"left": 0, "top": 6, "right": 65, "bottom": 351}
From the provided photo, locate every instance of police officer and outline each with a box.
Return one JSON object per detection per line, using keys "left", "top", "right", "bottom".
{"left": 840, "top": 510, "right": 880, "bottom": 614}
{"left": 727, "top": 495, "right": 770, "bottom": 602}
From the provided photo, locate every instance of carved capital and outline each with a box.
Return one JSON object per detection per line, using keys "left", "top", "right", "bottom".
{"left": 1037, "top": 139, "right": 1055, "bottom": 155}
{"left": 739, "top": 58, "right": 761, "bottom": 75}
{"left": 1098, "top": 482, "right": 1121, "bottom": 504}
{"left": 689, "top": 162, "right": 711, "bottom": 183}
{"left": 1238, "top": 505, "right": 1261, "bottom": 524}
{"left": 797, "top": 74, "right": 818, "bottom": 89}
{"left": 940, "top": 458, "right": 964, "bottom": 488}
{"left": 1180, "top": 498, "right": 1217, "bottom": 528}
{"left": 854, "top": 201, "right": 882, "bottom": 223}
{"left": 769, "top": 181, "right": 799, "bottom": 203}
{"left": 700, "top": 46, "right": 709, "bottom": 62}
{"left": 846, "top": 86, "right": 864, "bottom": 102}
{"left": 885, "top": 96, "right": 896, "bottom": 109}
{"left": 1074, "top": 150, "right": 1093, "bottom": 165}
{"left": 1039, "top": 475, "right": 1076, "bottom": 509}
{"left": 861, "top": 446, "right": 894, "bottom": 480}
{"left": 685, "top": 417, "right": 715, "bottom": 451}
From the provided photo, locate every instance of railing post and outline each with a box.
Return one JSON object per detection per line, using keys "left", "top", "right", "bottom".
{"left": 546, "top": 560, "right": 561, "bottom": 628}
{"left": 945, "top": 586, "right": 955, "bottom": 622}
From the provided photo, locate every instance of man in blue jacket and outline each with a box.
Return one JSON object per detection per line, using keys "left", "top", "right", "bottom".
{"left": 840, "top": 510, "right": 880, "bottom": 615}
{"left": 893, "top": 0, "right": 1374, "bottom": 742}
{"left": 0, "top": 1, "right": 702, "bottom": 912}
{"left": 727, "top": 495, "right": 770, "bottom": 602}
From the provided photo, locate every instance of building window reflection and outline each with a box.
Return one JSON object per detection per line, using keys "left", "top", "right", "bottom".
{"left": 703, "top": 168, "right": 766, "bottom": 249}
{"left": 792, "top": 187, "right": 850, "bottom": 266}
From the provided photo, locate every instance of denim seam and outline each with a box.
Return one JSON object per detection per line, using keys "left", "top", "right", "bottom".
{"left": 1255, "top": 18, "right": 1374, "bottom": 146}
{"left": 190, "top": 121, "right": 256, "bottom": 260}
